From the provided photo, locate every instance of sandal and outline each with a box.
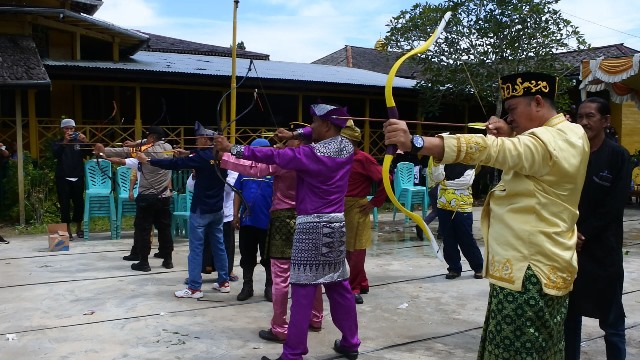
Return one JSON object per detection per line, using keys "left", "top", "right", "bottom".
{"left": 76, "top": 230, "right": 84, "bottom": 239}
{"left": 229, "top": 274, "right": 239, "bottom": 282}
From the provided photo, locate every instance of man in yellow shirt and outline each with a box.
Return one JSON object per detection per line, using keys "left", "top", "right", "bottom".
{"left": 384, "top": 72, "right": 589, "bottom": 359}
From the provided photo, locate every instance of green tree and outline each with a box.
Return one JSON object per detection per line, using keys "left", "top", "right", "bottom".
{"left": 236, "top": 41, "right": 246, "bottom": 50}
{"left": 384, "top": 0, "right": 588, "bottom": 116}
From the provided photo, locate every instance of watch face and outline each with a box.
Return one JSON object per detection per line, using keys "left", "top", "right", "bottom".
{"left": 413, "top": 135, "right": 424, "bottom": 147}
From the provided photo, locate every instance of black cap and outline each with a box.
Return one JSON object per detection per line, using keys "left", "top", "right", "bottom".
{"left": 146, "top": 126, "right": 165, "bottom": 138}
{"left": 499, "top": 72, "right": 557, "bottom": 101}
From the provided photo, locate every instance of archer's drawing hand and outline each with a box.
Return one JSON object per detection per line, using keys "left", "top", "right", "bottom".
{"left": 486, "top": 116, "right": 513, "bottom": 137}
{"left": 275, "top": 128, "right": 293, "bottom": 141}
{"left": 213, "top": 135, "right": 232, "bottom": 153}
{"left": 137, "top": 153, "right": 149, "bottom": 164}
{"left": 93, "top": 143, "right": 105, "bottom": 155}
{"left": 123, "top": 140, "right": 137, "bottom": 147}
{"left": 173, "top": 149, "right": 190, "bottom": 157}
{"left": 383, "top": 119, "right": 412, "bottom": 152}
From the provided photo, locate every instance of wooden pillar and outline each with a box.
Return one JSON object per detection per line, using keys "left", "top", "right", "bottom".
{"left": 28, "top": 89, "right": 38, "bottom": 159}
{"left": 134, "top": 86, "right": 142, "bottom": 140}
{"left": 112, "top": 38, "right": 120, "bottom": 62}
{"left": 73, "top": 32, "right": 81, "bottom": 60}
{"left": 364, "top": 98, "right": 370, "bottom": 153}
{"left": 15, "top": 91, "right": 25, "bottom": 225}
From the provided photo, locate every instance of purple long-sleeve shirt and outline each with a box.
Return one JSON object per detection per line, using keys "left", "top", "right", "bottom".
{"left": 221, "top": 152, "right": 296, "bottom": 212}
{"left": 239, "top": 135, "right": 354, "bottom": 216}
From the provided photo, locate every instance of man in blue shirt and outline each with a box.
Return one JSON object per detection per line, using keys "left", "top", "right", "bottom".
{"left": 138, "top": 122, "right": 229, "bottom": 298}
{"left": 234, "top": 138, "right": 274, "bottom": 301}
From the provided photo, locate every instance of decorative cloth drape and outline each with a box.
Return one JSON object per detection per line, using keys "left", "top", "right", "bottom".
{"left": 580, "top": 54, "right": 640, "bottom": 109}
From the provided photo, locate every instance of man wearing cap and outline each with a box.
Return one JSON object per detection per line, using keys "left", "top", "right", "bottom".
{"left": 385, "top": 72, "right": 590, "bottom": 359}
{"left": 95, "top": 126, "right": 174, "bottom": 272}
{"left": 341, "top": 120, "right": 387, "bottom": 305}
{"left": 215, "top": 104, "right": 360, "bottom": 360}
{"left": 138, "top": 122, "right": 230, "bottom": 297}
{"left": 52, "top": 118, "right": 92, "bottom": 239}
{"left": 232, "top": 138, "right": 274, "bottom": 302}
{"left": 218, "top": 122, "right": 324, "bottom": 343}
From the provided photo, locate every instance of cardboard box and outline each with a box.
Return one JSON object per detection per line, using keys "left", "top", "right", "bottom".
{"left": 47, "top": 224, "right": 70, "bottom": 252}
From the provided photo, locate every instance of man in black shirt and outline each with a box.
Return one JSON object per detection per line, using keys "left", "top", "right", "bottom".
{"left": 52, "top": 119, "right": 92, "bottom": 239}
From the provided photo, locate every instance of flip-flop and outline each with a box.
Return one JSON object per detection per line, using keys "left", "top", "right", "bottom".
{"left": 229, "top": 274, "right": 239, "bottom": 282}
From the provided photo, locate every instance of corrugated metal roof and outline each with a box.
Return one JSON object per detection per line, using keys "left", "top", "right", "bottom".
{"left": 42, "top": 51, "right": 418, "bottom": 88}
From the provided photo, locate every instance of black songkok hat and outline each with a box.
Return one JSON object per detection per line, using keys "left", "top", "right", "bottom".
{"left": 289, "top": 122, "right": 309, "bottom": 131}
{"left": 499, "top": 72, "right": 557, "bottom": 101}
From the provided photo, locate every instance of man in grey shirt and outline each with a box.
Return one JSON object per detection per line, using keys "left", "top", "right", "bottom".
{"left": 95, "top": 126, "right": 174, "bottom": 272}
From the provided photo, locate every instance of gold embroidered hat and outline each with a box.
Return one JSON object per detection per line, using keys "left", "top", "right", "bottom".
{"left": 499, "top": 72, "right": 557, "bottom": 101}
{"left": 340, "top": 120, "right": 361, "bottom": 142}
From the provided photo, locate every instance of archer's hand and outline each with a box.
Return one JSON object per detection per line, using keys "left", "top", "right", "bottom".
{"left": 383, "top": 119, "right": 412, "bottom": 152}
{"left": 93, "top": 143, "right": 105, "bottom": 155}
{"left": 137, "top": 153, "right": 149, "bottom": 164}
{"left": 173, "top": 149, "right": 190, "bottom": 157}
{"left": 213, "top": 135, "right": 232, "bottom": 153}
{"left": 274, "top": 143, "right": 286, "bottom": 150}
{"left": 275, "top": 128, "right": 293, "bottom": 141}
{"left": 123, "top": 140, "right": 137, "bottom": 147}
{"left": 576, "top": 232, "right": 585, "bottom": 252}
{"left": 486, "top": 116, "right": 514, "bottom": 137}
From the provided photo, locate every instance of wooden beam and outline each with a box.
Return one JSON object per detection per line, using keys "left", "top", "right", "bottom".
{"left": 134, "top": 86, "right": 142, "bottom": 140}
{"left": 73, "top": 31, "right": 80, "bottom": 60}
{"left": 32, "top": 15, "right": 113, "bottom": 43}
{"left": 112, "top": 37, "right": 120, "bottom": 62}
{"left": 15, "top": 91, "right": 25, "bottom": 226}
{"left": 28, "top": 89, "right": 38, "bottom": 159}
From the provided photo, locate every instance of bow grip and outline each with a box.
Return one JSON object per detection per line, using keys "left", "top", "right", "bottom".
{"left": 386, "top": 106, "right": 400, "bottom": 155}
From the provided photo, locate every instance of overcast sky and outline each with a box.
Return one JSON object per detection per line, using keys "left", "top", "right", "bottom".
{"left": 94, "top": 0, "right": 640, "bottom": 63}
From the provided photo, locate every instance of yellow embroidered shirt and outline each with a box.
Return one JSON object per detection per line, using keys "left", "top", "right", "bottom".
{"left": 438, "top": 114, "right": 589, "bottom": 296}
{"left": 432, "top": 165, "right": 475, "bottom": 212}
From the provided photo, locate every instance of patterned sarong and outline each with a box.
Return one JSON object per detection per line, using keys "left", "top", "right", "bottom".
{"left": 266, "top": 208, "right": 296, "bottom": 259}
{"left": 478, "top": 266, "right": 568, "bottom": 360}
{"left": 344, "top": 197, "right": 372, "bottom": 251}
{"left": 290, "top": 213, "right": 349, "bottom": 284}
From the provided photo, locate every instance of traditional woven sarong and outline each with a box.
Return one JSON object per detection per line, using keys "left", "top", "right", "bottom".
{"left": 478, "top": 266, "right": 568, "bottom": 360}
{"left": 290, "top": 213, "right": 348, "bottom": 284}
{"left": 344, "top": 197, "right": 372, "bottom": 251}
{"left": 266, "top": 208, "right": 296, "bottom": 259}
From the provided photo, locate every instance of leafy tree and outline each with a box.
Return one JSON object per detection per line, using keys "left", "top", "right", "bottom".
{"left": 384, "top": 0, "right": 588, "bottom": 117}
{"left": 236, "top": 41, "right": 246, "bottom": 50}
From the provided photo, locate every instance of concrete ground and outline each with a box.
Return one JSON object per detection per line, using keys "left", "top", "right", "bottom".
{"left": 0, "top": 207, "right": 638, "bottom": 359}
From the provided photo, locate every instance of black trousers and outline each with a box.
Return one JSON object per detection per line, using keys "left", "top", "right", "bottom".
{"left": 56, "top": 177, "right": 84, "bottom": 224}
{"left": 133, "top": 195, "right": 173, "bottom": 262}
{"left": 238, "top": 225, "right": 270, "bottom": 285}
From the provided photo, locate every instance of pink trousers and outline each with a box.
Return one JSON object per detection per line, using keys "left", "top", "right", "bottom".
{"left": 271, "top": 259, "right": 323, "bottom": 340}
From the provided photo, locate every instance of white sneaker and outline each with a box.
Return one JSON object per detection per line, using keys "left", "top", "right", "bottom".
{"left": 174, "top": 288, "right": 203, "bottom": 299}
{"left": 212, "top": 282, "right": 230, "bottom": 293}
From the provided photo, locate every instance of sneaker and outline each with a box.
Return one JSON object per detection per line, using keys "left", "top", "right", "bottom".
{"left": 360, "top": 287, "right": 369, "bottom": 295}
{"left": 473, "top": 272, "right": 484, "bottom": 279}
{"left": 445, "top": 271, "right": 461, "bottom": 280}
{"left": 131, "top": 262, "right": 151, "bottom": 272}
{"left": 333, "top": 339, "right": 359, "bottom": 360}
{"left": 258, "top": 329, "right": 285, "bottom": 343}
{"left": 0, "top": 235, "right": 9, "bottom": 244}
{"left": 354, "top": 293, "right": 364, "bottom": 304}
{"left": 175, "top": 288, "right": 203, "bottom": 299}
{"left": 237, "top": 286, "right": 254, "bottom": 301}
{"left": 153, "top": 252, "right": 164, "bottom": 259}
{"left": 213, "top": 282, "right": 230, "bottom": 293}
{"left": 161, "top": 259, "right": 173, "bottom": 269}
{"left": 123, "top": 254, "right": 139, "bottom": 261}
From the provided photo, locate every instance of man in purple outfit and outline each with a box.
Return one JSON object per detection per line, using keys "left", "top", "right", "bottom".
{"left": 214, "top": 104, "right": 360, "bottom": 360}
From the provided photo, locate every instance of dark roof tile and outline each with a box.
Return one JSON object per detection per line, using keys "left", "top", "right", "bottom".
{"left": 312, "top": 45, "right": 421, "bottom": 79}
{"left": 138, "top": 32, "right": 270, "bottom": 60}
{"left": 0, "top": 36, "right": 50, "bottom": 88}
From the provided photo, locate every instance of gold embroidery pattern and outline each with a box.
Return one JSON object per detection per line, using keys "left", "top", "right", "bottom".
{"left": 459, "top": 135, "right": 487, "bottom": 164}
{"left": 500, "top": 77, "right": 550, "bottom": 99}
{"left": 487, "top": 256, "right": 515, "bottom": 284}
{"left": 544, "top": 267, "right": 574, "bottom": 291}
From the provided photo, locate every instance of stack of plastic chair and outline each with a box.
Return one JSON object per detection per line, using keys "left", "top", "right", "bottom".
{"left": 171, "top": 189, "right": 193, "bottom": 238}
{"left": 392, "top": 162, "right": 428, "bottom": 224}
{"left": 367, "top": 196, "right": 379, "bottom": 228}
{"left": 115, "top": 166, "right": 138, "bottom": 239}
{"left": 83, "top": 159, "right": 116, "bottom": 240}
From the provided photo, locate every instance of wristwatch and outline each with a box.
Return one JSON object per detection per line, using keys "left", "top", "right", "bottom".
{"left": 410, "top": 135, "right": 424, "bottom": 154}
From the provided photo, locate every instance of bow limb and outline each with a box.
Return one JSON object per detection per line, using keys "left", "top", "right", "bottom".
{"left": 382, "top": 11, "right": 451, "bottom": 262}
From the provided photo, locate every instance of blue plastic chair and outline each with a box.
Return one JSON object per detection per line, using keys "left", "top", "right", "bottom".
{"left": 392, "top": 162, "right": 428, "bottom": 224}
{"left": 367, "top": 195, "right": 379, "bottom": 228}
{"left": 83, "top": 159, "right": 117, "bottom": 240}
{"left": 171, "top": 189, "right": 193, "bottom": 238}
{"left": 115, "top": 166, "right": 138, "bottom": 239}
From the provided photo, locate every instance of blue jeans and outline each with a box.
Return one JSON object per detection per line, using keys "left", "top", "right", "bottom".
{"left": 564, "top": 296, "right": 626, "bottom": 360}
{"left": 188, "top": 209, "right": 228, "bottom": 290}
{"left": 437, "top": 209, "right": 483, "bottom": 273}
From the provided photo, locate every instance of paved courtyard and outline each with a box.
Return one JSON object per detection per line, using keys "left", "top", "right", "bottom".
{"left": 0, "top": 207, "right": 638, "bottom": 359}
